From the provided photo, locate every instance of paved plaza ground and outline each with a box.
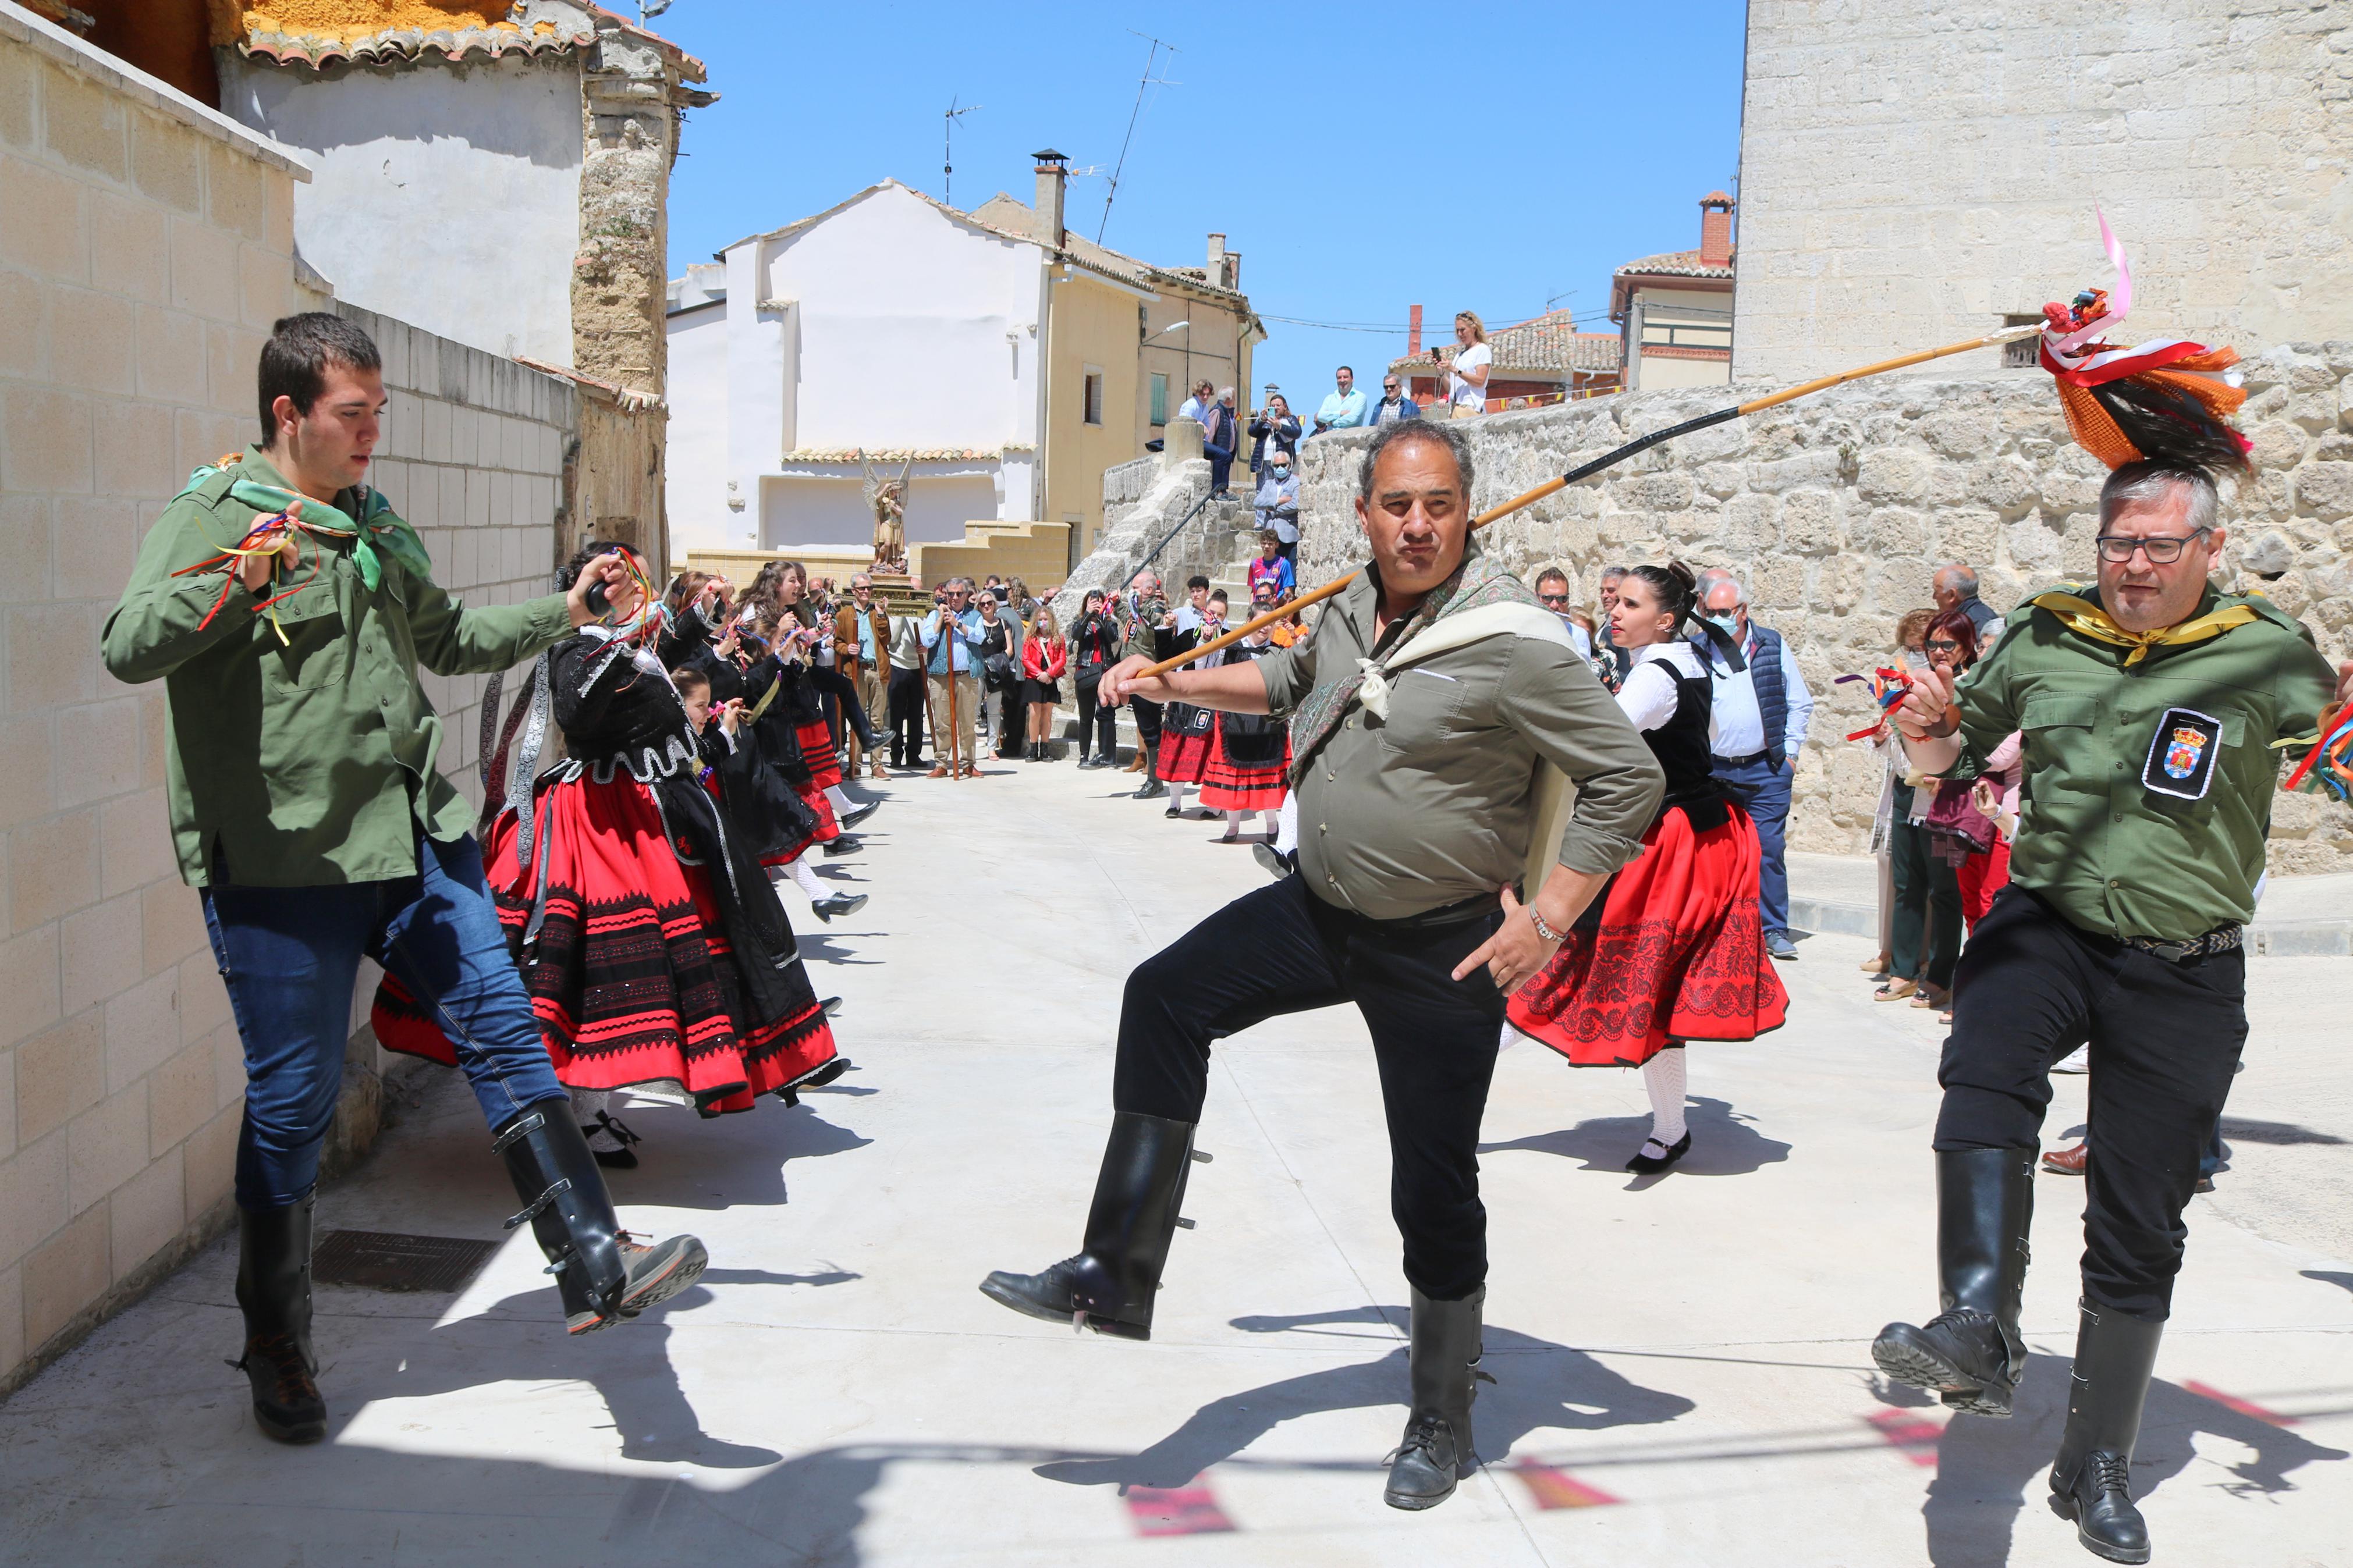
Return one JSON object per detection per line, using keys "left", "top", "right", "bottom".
{"left": 2, "top": 757, "right": 2348, "bottom": 1567}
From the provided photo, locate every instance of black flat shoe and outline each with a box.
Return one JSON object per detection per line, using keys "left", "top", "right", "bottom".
{"left": 822, "top": 834, "right": 863, "bottom": 858}
{"left": 837, "top": 801, "right": 879, "bottom": 830}
{"left": 820, "top": 995, "right": 843, "bottom": 1017}
{"left": 1626, "top": 1132, "right": 1691, "bottom": 1175}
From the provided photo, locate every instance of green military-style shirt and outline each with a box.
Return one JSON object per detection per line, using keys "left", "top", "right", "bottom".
{"left": 102, "top": 446, "right": 575, "bottom": 888}
{"left": 1944, "top": 584, "right": 2337, "bottom": 943}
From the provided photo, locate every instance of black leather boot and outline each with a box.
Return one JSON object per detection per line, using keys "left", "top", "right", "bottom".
{"left": 494, "top": 1104, "right": 708, "bottom": 1334}
{"left": 1135, "top": 746, "right": 1167, "bottom": 800}
{"left": 233, "top": 1195, "right": 326, "bottom": 1443}
{"left": 2049, "top": 1299, "right": 2162, "bottom": 1563}
{"left": 978, "top": 1111, "right": 1197, "bottom": 1340}
{"left": 1872, "top": 1147, "right": 2034, "bottom": 1416}
{"left": 1384, "top": 1286, "right": 1486, "bottom": 1510}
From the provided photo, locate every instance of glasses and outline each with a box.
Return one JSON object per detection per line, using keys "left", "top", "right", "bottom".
{"left": 1925, "top": 639, "right": 1961, "bottom": 653}
{"left": 1538, "top": 593, "right": 1570, "bottom": 606}
{"left": 2095, "top": 529, "right": 2209, "bottom": 564}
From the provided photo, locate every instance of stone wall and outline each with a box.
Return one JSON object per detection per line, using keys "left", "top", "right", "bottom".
{"left": 1050, "top": 419, "right": 1251, "bottom": 625}
{"left": 1734, "top": 0, "right": 2353, "bottom": 382}
{"left": 0, "top": 6, "right": 580, "bottom": 1394}
{"left": 1294, "top": 357, "right": 2353, "bottom": 872}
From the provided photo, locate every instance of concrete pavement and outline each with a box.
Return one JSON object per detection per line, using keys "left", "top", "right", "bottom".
{"left": 1, "top": 755, "right": 2348, "bottom": 1567}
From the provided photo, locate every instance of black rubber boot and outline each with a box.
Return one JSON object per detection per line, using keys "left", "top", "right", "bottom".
{"left": 978, "top": 1112, "right": 1198, "bottom": 1340}
{"left": 2049, "top": 1299, "right": 2162, "bottom": 1564}
{"left": 494, "top": 1104, "right": 708, "bottom": 1334}
{"left": 1872, "top": 1147, "right": 2034, "bottom": 1416}
{"left": 1384, "top": 1286, "right": 1486, "bottom": 1510}
{"left": 1135, "top": 745, "right": 1167, "bottom": 800}
{"left": 233, "top": 1195, "right": 326, "bottom": 1444}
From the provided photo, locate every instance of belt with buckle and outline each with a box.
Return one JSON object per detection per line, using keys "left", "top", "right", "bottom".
{"left": 2123, "top": 925, "right": 2242, "bottom": 962}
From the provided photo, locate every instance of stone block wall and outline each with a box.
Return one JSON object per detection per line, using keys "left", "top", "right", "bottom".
{"left": 1293, "top": 357, "right": 2353, "bottom": 870}
{"left": 0, "top": 8, "right": 317, "bottom": 1395}
{"left": 1734, "top": 1, "right": 2353, "bottom": 382}
{"left": 0, "top": 9, "right": 579, "bottom": 1395}
{"left": 1051, "top": 421, "right": 1252, "bottom": 627}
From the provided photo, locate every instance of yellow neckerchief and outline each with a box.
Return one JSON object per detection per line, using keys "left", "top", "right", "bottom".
{"left": 2028, "top": 587, "right": 2257, "bottom": 666}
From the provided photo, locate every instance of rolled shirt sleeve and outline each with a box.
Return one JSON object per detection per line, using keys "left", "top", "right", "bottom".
{"left": 1780, "top": 641, "right": 1815, "bottom": 758}
{"left": 1500, "top": 638, "right": 1665, "bottom": 876}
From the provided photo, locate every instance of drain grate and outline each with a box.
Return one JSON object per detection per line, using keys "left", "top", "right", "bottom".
{"left": 313, "top": 1230, "right": 500, "bottom": 1293}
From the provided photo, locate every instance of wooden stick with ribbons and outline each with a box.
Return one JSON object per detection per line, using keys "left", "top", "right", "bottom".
{"left": 1133, "top": 325, "right": 2045, "bottom": 680}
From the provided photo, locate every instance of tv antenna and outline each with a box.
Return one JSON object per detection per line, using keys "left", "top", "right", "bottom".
{"left": 942, "top": 97, "right": 981, "bottom": 206}
{"left": 1098, "top": 30, "right": 1179, "bottom": 245}
{"left": 635, "top": 0, "right": 672, "bottom": 20}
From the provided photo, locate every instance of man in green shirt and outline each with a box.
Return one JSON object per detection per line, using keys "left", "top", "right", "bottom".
{"left": 104, "top": 313, "right": 704, "bottom": 1446}
{"left": 979, "top": 420, "right": 1663, "bottom": 1511}
{"left": 1871, "top": 456, "right": 2351, "bottom": 1563}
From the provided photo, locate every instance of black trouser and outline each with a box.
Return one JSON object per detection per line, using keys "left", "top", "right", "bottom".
{"left": 1890, "top": 819, "right": 1961, "bottom": 989}
{"left": 1130, "top": 695, "right": 1162, "bottom": 747}
{"left": 1934, "top": 886, "right": 2247, "bottom": 1321}
{"left": 990, "top": 682, "right": 1023, "bottom": 756}
{"left": 810, "top": 665, "right": 878, "bottom": 749}
{"left": 1074, "top": 677, "right": 1117, "bottom": 759}
{"left": 1113, "top": 874, "right": 1506, "bottom": 1301}
{"left": 888, "top": 667, "right": 925, "bottom": 767}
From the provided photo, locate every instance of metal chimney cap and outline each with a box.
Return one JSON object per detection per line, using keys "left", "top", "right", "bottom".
{"left": 1032, "top": 148, "right": 1069, "bottom": 163}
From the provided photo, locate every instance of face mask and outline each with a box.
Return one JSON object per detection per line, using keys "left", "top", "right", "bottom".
{"left": 1270, "top": 464, "right": 1289, "bottom": 476}
{"left": 1706, "top": 613, "right": 1741, "bottom": 639}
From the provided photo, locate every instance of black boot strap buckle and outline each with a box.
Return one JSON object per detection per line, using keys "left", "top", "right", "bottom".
{"left": 503, "top": 1176, "right": 572, "bottom": 1231}
{"left": 491, "top": 1109, "right": 548, "bottom": 1157}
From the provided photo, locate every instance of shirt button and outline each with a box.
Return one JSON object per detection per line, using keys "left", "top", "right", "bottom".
{"left": 1319, "top": 823, "right": 1328, "bottom": 833}
{"left": 2109, "top": 879, "right": 2121, "bottom": 888}
{"left": 2113, "top": 813, "right": 2123, "bottom": 823}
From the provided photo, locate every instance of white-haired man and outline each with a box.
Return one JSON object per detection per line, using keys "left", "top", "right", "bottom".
{"left": 1692, "top": 573, "right": 1812, "bottom": 962}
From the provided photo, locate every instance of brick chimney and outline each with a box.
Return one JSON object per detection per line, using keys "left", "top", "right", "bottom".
{"left": 1408, "top": 304, "right": 1423, "bottom": 356}
{"left": 1699, "top": 191, "right": 1735, "bottom": 268}
{"left": 1033, "top": 150, "right": 1068, "bottom": 249}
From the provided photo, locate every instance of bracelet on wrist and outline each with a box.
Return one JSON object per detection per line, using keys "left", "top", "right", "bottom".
{"left": 1528, "top": 904, "right": 1564, "bottom": 943}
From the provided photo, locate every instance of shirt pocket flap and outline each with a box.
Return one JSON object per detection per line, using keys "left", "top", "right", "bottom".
{"left": 2020, "top": 695, "right": 2099, "bottom": 731}
{"left": 2221, "top": 712, "right": 2246, "bottom": 748}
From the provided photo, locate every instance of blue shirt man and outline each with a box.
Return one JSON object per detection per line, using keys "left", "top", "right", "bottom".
{"left": 921, "top": 591, "right": 985, "bottom": 675}
{"left": 1313, "top": 367, "right": 1368, "bottom": 435}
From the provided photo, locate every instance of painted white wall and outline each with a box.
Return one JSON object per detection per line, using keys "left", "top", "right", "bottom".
{"left": 758, "top": 472, "right": 996, "bottom": 549}
{"left": 219, "top": 53, "right": 583, "bottom": 366}
{"left": 762, "top": 184, "right": 1041, "bottom": 453}
{"left": 663, "top": 299, "right": 734, "bottom": 550}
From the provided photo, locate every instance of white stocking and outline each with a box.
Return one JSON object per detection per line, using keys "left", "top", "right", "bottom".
{"left": 1223, "top": 809, "right": 1244, "bottom": 839}
{"left": 1167, "top": 782, "right": 1189, "bottom": 816}
{"left": 1273, "top": 792, "right": 1299, "bottom": 855}
{"left": 571, "top": 1088, "right": 617, "bottom": 1149}
{"left": 824, "top": 784, "right": 856, "bottom": 816}
{"left": 1641, "top": 1048, "right": 1688, "bottom": 1149}
{"left": 787, "top": 858, "right": 827, "bottom": 899}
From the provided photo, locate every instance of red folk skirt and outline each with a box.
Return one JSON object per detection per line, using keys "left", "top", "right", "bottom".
{"left": 758, "top": 784, "right": 839, "bottom": 868}
{"left": 1198, "top": 717, "right": 1289, "bottom": 812}
{"left": 797, "top": 717, "right": 843, "bottom": 793}
{"left": 372, "top": 773, "right": 836, "bottom": 1115}
{"left": 1506, "top": 802, "right": 1788, "bottom": 1067}
{"left": 1157, "top": 706, "right": 1215, "bottom": 784}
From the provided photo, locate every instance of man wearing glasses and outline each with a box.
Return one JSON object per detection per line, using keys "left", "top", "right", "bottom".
{"left": 1532, "top": 565, "right": 1592, "bottom": 659}
{"left": 1872, "top": 457, "right": 2352, "bottom": 1563}
{"left": 1369, "top": 373, "right": 1419, "bottom": 425}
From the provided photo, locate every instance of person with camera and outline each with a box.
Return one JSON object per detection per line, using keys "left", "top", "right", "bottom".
{"left": 101, "top": 313, "right": 707, "bottom": 1446}
{"left": 1068, "top": 588, "right": 1123, "bottom": 769}
{"left": 1248, "top": 393, "right": 1302, "bottom": 479}
{"left": 1433, "top": 311, "right": 1492, "bottom": 418}
{"left": 1120, "top": 571, "right": 1174, "bottom": 792}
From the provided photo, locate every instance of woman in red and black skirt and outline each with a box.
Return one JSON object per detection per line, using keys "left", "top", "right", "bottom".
{"left": 372, "top": 543, "right": 842, "bottom": 1167}
{"left": 738, "top": 613, "right": 873, "bottom": 922}
{"left": 1507, "top": 561, "right": 1787, "bottom": 1174}
{"left": 1154, "top": 590, "right": 1229, "bottom": 817}
{"left": 1199, "top": 621, "right": 1291, "bottom": 842}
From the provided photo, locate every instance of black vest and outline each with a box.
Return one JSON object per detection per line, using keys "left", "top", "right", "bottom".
{"left": 1642, "top": 660, "right": 1730, "bottom": 833}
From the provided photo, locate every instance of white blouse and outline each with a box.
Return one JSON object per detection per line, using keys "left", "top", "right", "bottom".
{"left": 1614, "top": 641, "right": 1709, "bottom": 735}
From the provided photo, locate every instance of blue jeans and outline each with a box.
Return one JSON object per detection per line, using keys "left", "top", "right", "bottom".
{"left": 1713, "top": 752, "right": 1793, "bottom": 938}
{"left": 203, "top": 832, "right": 567, "bottom": 1210}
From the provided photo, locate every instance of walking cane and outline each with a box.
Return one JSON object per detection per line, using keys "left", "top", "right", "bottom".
{"left": 945, "top": 629, "right": 964, "bottom": 780}
{"left": 1134, "top": 325, "right": 2044, "bottom": 680}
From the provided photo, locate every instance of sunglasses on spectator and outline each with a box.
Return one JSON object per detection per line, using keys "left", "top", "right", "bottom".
{"left": 1925, "top": 639, "right": 1961, "bottom": 653}
{"left": 2093, "top": 529, "right": 2209, "bottom": 563}
{"left": 1538, "top": 592, "right": 1570, "bottom": 606}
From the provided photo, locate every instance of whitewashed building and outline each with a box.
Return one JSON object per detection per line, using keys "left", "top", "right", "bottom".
{"left": 667, "top": 162, "right": 1259, "bottom": 559}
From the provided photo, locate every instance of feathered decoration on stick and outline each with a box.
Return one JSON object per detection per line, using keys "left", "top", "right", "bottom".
{"left": 2039, "top": 211, "right": 2251, "bottom": 474}
{"left": 1836, "top": 668, "right": 1915, "bottom": 742}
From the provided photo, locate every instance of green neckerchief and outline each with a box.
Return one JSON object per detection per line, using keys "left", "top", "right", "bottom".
{"left": 173, "top": 450, "right": 434, "bottom": 592}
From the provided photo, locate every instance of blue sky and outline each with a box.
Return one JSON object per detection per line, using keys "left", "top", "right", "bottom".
{"left": 655, "top": 0, "right": 1747, "bottom": 404}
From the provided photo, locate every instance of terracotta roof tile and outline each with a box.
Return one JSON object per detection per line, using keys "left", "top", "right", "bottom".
{"left": 1613, "top": 247, "right": 1736, "bottom": 282}
{"left": 233, "top": 3, "right": 702, "bottom": 79}
{"left": 1389, "top": 310, "right": 1623, "bottom": 376}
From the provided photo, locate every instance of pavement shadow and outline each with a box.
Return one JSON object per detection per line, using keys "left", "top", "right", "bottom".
{"left": 2217, "top": 1115, "right": 2347, "bottom": 1147}
{"left": 604, "top": 1101, "right": 872, "bottom": 1214}
{"left": 2302, "top": 1269, "right": 2353, "bottom": 1298}
{"left": 1481, "top": 1095, "right": 1793, "bottom": 1179}
{"left": 1033, "top": 1304, "right": 1695, "bottom": 1491}
{"left": 1873, "top": 1353, "right": 2347, "bottom": 1567}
